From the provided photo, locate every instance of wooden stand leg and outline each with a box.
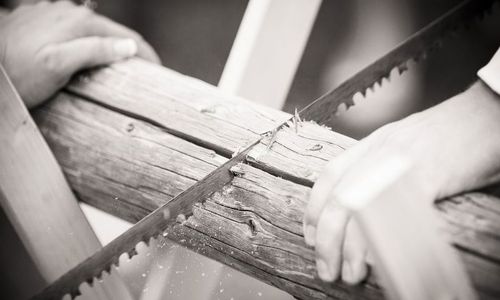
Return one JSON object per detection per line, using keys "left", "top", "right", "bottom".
{"left": 219, "top": 0, "right": 322, "bottom": 109}
{"left": 0, "top": 65, "right": 132, "bottom": 299}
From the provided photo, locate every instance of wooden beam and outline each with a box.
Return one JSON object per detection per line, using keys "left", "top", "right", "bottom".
{"left": 33, "top": 58, "right": 500, "bottom": 299}
{"left": 218, "top": 0, "right": 321, "bottom": 109}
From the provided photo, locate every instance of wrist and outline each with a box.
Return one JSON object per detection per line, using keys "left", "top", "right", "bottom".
{"left": 430, "top": 81, "right": 500, "bottom": 197}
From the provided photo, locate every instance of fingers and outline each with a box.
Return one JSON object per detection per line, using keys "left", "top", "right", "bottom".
{"left": 313, "top": 181, "right": 370, "bottom": 284}
{"left": 39, "top": 37, "right": 137, "bottom": 86}
{"left": 304, "top": 140, "right": 371, "bottom": 246}
{"left": 82, "top": 15, "right": 161, "bottom": 64}
{"left": 303, "top": 161, "right": 343, "bottom": 246}
{"left": 314, "top": 200, "right": 349, "bottom": 282}
{"left": 41, "top": 2, "right": 160, "bottom": 64}
{"left": 305, "top": 134, "right": 382, "bottom": 283}
{"left": 341, "top": 220, "right": 369, "bottom": 285}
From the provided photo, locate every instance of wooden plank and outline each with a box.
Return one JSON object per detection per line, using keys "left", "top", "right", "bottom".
{"left": 0, "top": 65, "right": 132, "bottom": 299}
{"left": 33, "top": 59, "right": 500, "bottom": 299}
{"left": 218, "top": 0, "right": 321, "bottom": 109}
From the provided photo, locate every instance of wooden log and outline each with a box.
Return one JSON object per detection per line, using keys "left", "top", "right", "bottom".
{"left": 33, "top": 58, "right": 500, "bottom": 299}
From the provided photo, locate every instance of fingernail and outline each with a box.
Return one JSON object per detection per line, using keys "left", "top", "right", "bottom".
{"left": 342, "top": 262, "right": 353, "bottom": 283}
{"left": 304, "top": 225, "right": 316, "bottom": 246}
{"left": 317, "top": 260, "right": 333, "bottom": 282}
{"left": 113, "top": 39, "right": 137, "bottom": 58}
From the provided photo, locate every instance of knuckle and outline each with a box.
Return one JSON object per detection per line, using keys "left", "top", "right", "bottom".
{"left": 73, "top": 6, "right": 93, "bottom": 20}
{"left": 97, "top": 37, "right": 114, "bottom": 54}
{"left": 81, "top": 36, "right": 107, "bottom": 56}
{"left": 39, "top": 48, "right": 60, "bottom": 74}
{"left": 37, "top": 47, "right": 65, "bottom": 84}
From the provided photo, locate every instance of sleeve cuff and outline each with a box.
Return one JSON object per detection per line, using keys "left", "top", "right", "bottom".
{"left": 478, "top": 47, "right": 500, "bottom": 95}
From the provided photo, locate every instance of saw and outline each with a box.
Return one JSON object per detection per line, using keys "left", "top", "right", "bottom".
{"left": 32, "top": 0, "right": 498, "bottom": 299}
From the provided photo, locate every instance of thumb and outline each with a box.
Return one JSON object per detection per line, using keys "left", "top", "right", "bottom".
{"left": 45, "top": 37, "right": 137, "bottom": 80}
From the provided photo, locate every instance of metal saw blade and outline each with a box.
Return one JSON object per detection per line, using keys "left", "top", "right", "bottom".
{"left": 299, "top": 0, "right": 498, "bottom": 125}
{"left": 31, "top": 140, "right": 260, "bottom": 300}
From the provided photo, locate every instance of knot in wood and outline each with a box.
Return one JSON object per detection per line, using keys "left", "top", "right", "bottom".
{"left": 126, "top": 123, "right": 135, "bottom": 132}
{"left": 247, "top": 218, "right": 258, "bottom": 237}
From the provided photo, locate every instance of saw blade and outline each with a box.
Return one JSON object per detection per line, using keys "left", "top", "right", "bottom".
{"left": 31, "top": 140, "right": 260, "bottom": 300}
{"left": 32, "top": 0, "right": 496, "bottom": 299}
{"left": 299, "top": 0, "right": 498, "bottom": 124}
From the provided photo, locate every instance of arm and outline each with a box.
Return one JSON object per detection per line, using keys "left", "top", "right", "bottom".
{"left": 303, "top": 47, "right": 500, "bottom": 284}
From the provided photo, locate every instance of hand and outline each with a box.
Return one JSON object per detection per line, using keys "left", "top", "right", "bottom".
{"left": 0, "top": 1, "right": 160, "bottom": 108}
{"left": 303, "top": 81, "right": 500, "bottom": 284}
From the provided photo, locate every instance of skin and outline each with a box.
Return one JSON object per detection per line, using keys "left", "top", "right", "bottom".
{"left": 303, "top": 80, "right": 500, "bottom": 284}
{"left": 0, "top": 0, "right": 160, "bottom": 108}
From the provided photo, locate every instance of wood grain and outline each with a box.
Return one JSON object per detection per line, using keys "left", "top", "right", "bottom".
{"left": 35, "top": 93, "right": 227, "bottom": 222}
{"left": 32, "top": 58, "right": 500, "bottom": 299}
{"left": 68, "top": 59, "right": 289, "bottom": 156}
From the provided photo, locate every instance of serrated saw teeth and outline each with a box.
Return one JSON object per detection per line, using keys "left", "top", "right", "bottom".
{"left": 397, "top": 62, "right": 409, "bottom": 75}
{"left": 128, "top": 247, "right": 138, "bottom": 258}
{"left": 69, "top": 289, "right": 81, "bottom": 299}
{"left": 104, "top": 265, "right": 112, "bottom": 274}
{"left": 299, "top": 0, "right": 497, "bottom": 126}
{"left": 85, "top": 277, "right": 94, "bottom": 286}
{"left": 345, "top": 98, "right": 355, "bottom": 109}
{"left": 360, "top": 89, "right": 367, "bottom": 98}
